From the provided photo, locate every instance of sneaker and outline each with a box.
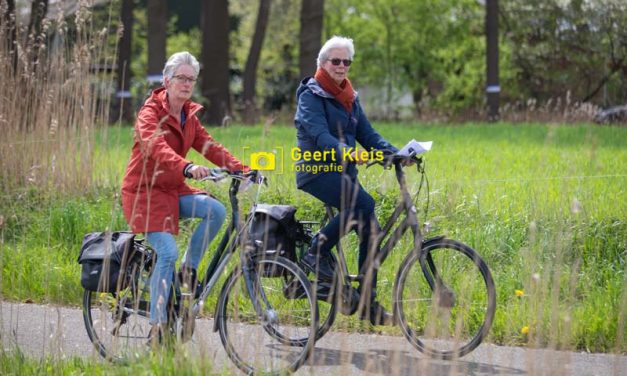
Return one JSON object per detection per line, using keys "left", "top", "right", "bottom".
{"left": 146, "top": 323, "right": 174, "bottom": 349}
{"left": 146, "top": 324, "right": 164, "bottom": 348}
{"left": 359, "top": 301, "right": 395, "bottom": 326}
{"left": 300, "top": 251, "right": 336, "bottom": 282}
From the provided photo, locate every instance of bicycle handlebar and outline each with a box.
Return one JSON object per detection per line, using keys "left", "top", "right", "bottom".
{"left": 198, "top": 168, "right": 266, "bottom": 185}
{"left": 366, "top": 150, "right": 423, "bottom": 169}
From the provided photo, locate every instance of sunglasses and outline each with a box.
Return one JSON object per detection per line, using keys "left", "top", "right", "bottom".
{"left": 172, "top": 75, "right": 197, "bottom": 84}
{"left": 327, "top": 58, "right": 352, "bottom": 67}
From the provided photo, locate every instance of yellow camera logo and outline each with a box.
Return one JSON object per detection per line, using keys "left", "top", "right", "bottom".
{"left": 250, "top": 151, "right": 276, "bottom": 171}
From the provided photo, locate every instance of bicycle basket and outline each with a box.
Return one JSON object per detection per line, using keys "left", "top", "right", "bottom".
{"left": 77, "top": 231, "right": 137, "bottom": 292}
{"left": 248, "top": 204, "right": 300, "bottom": 277}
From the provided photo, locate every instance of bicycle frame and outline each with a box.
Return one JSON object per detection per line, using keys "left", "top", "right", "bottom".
{"left": 327, "top": 158, "right": 441, "bottom": 293}
{"left": 169, "top": 173, "right": 265, "bottom": 323}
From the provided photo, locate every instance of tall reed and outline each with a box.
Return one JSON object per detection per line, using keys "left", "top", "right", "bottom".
{"left": 0, "top": 0, "right": 116, "bottom": 197}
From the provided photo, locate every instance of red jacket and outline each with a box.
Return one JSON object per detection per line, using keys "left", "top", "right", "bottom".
{"left": 121, "top": 88, "right": 244, "bottom": 234}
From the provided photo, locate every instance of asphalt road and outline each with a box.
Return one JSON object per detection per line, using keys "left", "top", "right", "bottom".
{"left": 1, "top": 301, "right": 624, "bottom": 375}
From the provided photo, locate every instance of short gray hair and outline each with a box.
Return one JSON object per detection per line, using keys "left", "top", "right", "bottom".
{"left": 317, "top": 36, "right": 355, "bottom": 68}
{"left": 162, "top": 51, "right": 200, "bottom": 84}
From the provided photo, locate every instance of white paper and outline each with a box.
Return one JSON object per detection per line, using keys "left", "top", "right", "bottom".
{"left": 396, "top": 139, "right": 433, "bottom": 157}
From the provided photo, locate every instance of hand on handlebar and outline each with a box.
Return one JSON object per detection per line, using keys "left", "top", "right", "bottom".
{"left": 350, "top": 150, "right": 369, "bottom": 165}
{"left": 366, "top": 149, "right": 421, "bottom": 169}
{"left": 245, "top": 169, "right": 266, "bottom": 185}
{"left": 184, "top": 164, "right": 211, "bottom": 180}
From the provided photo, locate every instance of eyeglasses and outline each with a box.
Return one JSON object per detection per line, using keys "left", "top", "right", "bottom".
{"left": 327, "top": 58, "right": 352, "bottom": 67}
{"left": 172, "top": 75, "right": 197, "bottom": 84}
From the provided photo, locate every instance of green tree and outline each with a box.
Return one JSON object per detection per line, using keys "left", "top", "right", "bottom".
{"left": 232, "top": 0, "right": 300, "bottom": 116}
{"left": 325, "top": 0, "right": 490, "bottom": 116}
{"left": 501, "top": 0, "right": 627, "bottom": 106}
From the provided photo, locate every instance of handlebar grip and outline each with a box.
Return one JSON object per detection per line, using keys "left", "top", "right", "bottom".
{"left": 366, "top": 153, "right": 422, "bottom": 169}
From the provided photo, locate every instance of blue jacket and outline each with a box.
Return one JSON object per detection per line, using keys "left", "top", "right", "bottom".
{"left": 293, "top": 77, "right": 397, "bottom": 188}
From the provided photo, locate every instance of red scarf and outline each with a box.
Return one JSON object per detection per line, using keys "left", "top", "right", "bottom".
{"left": 314, "top": 68, "right": 354, "bottom": 114}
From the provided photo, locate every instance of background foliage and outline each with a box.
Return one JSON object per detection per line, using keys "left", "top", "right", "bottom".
{"left": 85, "top": 0, "right": 627, "bottom": 121}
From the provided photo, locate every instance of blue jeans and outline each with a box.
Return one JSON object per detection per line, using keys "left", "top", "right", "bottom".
{"left": 300, "top": 173, "right": 381, "bottom": 298}
{"left": 146, "top": 194, "right": 226, "bottom": 324}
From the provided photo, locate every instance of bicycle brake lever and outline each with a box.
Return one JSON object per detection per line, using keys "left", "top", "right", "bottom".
{"left": 200, "top": 169, "right": 227, "bottom": 182}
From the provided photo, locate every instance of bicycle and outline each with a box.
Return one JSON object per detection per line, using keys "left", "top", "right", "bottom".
{"left": 299, "top": 150, "right": 496, "bottom": 360}
{"left": 82, "top": 170, "right": 319, "bottom": 374}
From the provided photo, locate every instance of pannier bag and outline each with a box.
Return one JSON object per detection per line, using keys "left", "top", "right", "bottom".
{"left": 249, "top": 204, "right": 300, "bottom": 276}
{"left": 77, "top": 231, "right": 135, "bottom": 292}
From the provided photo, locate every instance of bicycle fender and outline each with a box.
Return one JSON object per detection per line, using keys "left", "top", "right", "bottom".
{"left": 422, "top": 235, "right": 446, "bottom": 245}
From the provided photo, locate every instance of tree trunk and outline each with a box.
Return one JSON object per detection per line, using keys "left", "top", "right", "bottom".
{"left": 201, "top": 0, "right": 231, "bottom": 125}
{"left": 27, "top": 0, "right": 48, "bottom": 38}
{"left": 2, "top": 0, "right": 17, "bottom": 73}
{"left": 299, "top": 0, "right": 324, "bottom": 79}
{"left": 147, "top": 0, "right": 167, "bottom": 89}
{"left": 243, "top": 0, "right": 271, "bottom": 124}
{"left": 27, "top": 0, "right": 48, "bottom": 66}
{"left": 485, "top": 0, "right": 500, "bottom": 121}
{"left": 115, "top": 0, "right": 134, "bottom": 122}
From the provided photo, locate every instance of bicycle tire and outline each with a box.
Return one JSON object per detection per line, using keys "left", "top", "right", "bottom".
{"left": 82, "top": 256, "right": 153, "bottom": 362}
{"left": 394, "top": 238, "right": 496, "bottom": 359}
{"left": 216, "top": 254, "right": 318, "bottom": 375}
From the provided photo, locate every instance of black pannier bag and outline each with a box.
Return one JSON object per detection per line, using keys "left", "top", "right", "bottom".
{"left": 77, "top": 231, "right": 136, "bottom": 292}
{"left": 248, "top": 204, "right": 301, "bottom": 277}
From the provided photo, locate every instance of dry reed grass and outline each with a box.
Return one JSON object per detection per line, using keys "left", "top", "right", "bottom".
{"left": 0, "top": 0, "right": 116, "bottom": 196}
{"left": 413, "top": 94, "right": 604, "bottom": 124}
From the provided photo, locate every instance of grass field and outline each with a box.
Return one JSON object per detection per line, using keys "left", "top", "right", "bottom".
{"left": 0, "top": 122, "right": 625, "bottom": 354}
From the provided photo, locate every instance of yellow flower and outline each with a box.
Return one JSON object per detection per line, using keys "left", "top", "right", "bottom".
{"left": 521, "top": 326, "right": 529, "bottom": 335}
{"left": 515, "top": 289, "right": 525, "bottom": 297}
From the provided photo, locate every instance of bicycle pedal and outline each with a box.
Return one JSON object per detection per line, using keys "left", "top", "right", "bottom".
{"left": 181, "top": 292, "right": 193, "bottom": 299}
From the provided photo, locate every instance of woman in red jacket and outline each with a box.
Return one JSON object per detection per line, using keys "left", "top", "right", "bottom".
{"left": 121, "top": 51, "right": 248, "bottom": 340}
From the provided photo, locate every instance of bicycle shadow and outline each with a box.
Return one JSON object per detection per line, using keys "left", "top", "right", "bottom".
{"left": 303, "top": 346, "right": 525, "bottom": 376}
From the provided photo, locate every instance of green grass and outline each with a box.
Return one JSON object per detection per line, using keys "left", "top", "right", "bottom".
{"left": 0, "top": 347, "right": 223, "bottom": 375}
{"left": 1, "top": 122, "right": 625, "bottom": 353}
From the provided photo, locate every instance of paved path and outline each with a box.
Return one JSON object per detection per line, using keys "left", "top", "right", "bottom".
{"left": 1, "top": 301, "right": 625, "bottom": 375}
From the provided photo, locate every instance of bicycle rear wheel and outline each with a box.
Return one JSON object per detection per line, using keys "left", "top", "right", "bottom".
{"left": 82, "top": 255, "right": 153, "bottom": 362}
{"left": 394, "top": 238, "right": 496, "bottom": 359}
{"left": 216, "top": 254, "right": 317, "bottom": 374}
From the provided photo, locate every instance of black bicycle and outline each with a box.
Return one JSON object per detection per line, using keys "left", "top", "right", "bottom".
{"left": 82, "top": 170, "right": 318, "bottom": 374}
{"left": 300, "top": 151, "right": 497, "bottom": 360}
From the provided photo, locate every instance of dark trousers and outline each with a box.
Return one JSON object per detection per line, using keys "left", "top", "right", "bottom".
{"left": 300, "top": 173, "right": 382, "bottom": 299}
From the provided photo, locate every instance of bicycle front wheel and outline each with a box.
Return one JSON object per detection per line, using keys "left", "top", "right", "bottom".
{"left": 394, "top": 238, "right": 496, "bottom": 359}
{"left": 216, "top": 254, "right": 318, "bottom": 374}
